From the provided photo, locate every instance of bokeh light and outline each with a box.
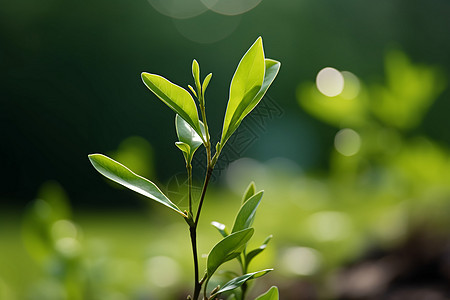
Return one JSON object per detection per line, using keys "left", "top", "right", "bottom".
{"left": 146, "top": 256, "right": 181, "bottom": 288}
{"left": 341, "top": 71, "right": 361, "bottom": 100}
{"left": 307, "top": 211, "right": 351, "bottom": 242}
{"left": 280, "top": 247, "right": 321, "bottom": 276}
{"left": 334, "top": 128, "right": 361, "bottom": 156}
{"left": 200, "top": 0, "right": 262, "bottom": 16}
{"left": 316, "top": 67, "right": 344, "bottom": 97}
{"left": 147, "top": 0, "right": 208, "bottom": 19}
{"left": 173, "top": 11, "right": 241, "bottom": 44}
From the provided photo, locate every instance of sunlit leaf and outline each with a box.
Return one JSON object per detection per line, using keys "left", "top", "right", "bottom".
{"left": 192, "top": 59, "right": 201, "bottom": 93}
{"left": 220, "top": 37, "right": 265, "bottom": 146}
{"left": 202, "top": 73, "right": 213, "bottom": 96}
{"left": 141, "top": 72, "right": 203, "bottom": 140}
{"left": 220, "top": 38, "right": 281, "bottom": 148}
{"left": 207, "top": 228, "right": 254, "bottom": 277}
{"left": 176, "top": 114, "right": 204, "bottom": 150}
{"left": 211, "top": 221, "right": 228, "bottom": 237}
{"left": 175, "top": 114, "right": 205, "bottom": 164}
{"left": 242, "top": 181, "right": 256, "bottom": 203}
{"left": 188, "top": 84, "right": 197, "bottom": 98}
{"left": 255, "top": 286, "right": 279, "bottom": 300}
{"left": 175, "top": 141, "right": 190, "bottom": 162}
{"left": 211, "top": 269, "right": 273, "bottom": 297}
{"left": 246, "top": 235, "right": 272, "bottom": 266}
{"left": 232, "top": 191, "right": 263, "bottom": 233}
{"left": 88, "top": 154, "right": 185, "bottom": 216}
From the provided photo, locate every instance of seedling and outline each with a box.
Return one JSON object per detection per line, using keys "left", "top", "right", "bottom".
{"left": 89, "top": 37, "right": 280, "bottom": 299}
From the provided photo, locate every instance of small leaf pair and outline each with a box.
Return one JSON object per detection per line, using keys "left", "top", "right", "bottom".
{"left": 175, "top": 114, "right": 205, "bottom": 165}
{"left": 219, "top": 37, "right": 281, "bottom": 151}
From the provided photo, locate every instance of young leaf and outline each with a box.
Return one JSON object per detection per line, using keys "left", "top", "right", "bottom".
{"left": 231, "top": 191, "right": 263, "bottom": 233}
{"left": 202, "top": 73, "right": 213, "bottom": 97}
{"left": 176, "top": 114, "right": 204, "bottom": 150}
{"left": 175, "top": 114, "right": 205, "bottom": 164}
{"left": 207, "top": 228, "right": 254, "bottom": 277}
{"left": 220, "top": 37, "right": 265, "bottom": 146}
{"left": 255, "top": 286, "right": 279, "bottom": 300}
{"left": 246, "top": 235, "right": 272, "bottom": 266}
{"left": 175, "top": 141, "right": 190, "bottom": 162}
{"left": 220, "top": 56, "right": 281, "bottom": 149}
{"left": 211, "top": 221, "right": 229, "bottom": 237}
{"left": 192, "top": 59, "right": 201, "bottom": 93}
{"left": 141, "top": 72, "right": 204, "bottom": 141}
{"left": 210, "top": 269, "right": 273, "bottom": 297}
{"left": 242, "top": 181, "right": 256, "bottom": 203}
{"left": 88, "top": 154, "right": 186, "bottom": 217}
{"left": 188, "top": 84, "right": 197, "bottom": 98}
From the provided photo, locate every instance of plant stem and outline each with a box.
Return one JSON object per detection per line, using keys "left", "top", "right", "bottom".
{"left": 240, "top": 254, "right": 248, "bottom": 300}
{"left": 187, "top": 163, "right": 193, "bottom": 215}
{"left": 190, "top": 159, "right": 214, "bottom": 299}
{"left": 190, "top": 226, "right": 201, "bottom": 300}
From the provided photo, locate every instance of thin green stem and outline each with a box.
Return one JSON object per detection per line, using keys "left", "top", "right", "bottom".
{"left": 187, "top": 163, "right": 193, "bottom": 215}
{"left": 194, "top": 166, "right": 213, "bottom": 226}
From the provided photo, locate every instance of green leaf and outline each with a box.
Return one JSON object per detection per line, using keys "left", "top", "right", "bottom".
{"left": 88, "top": 154, "right": 185, "bottom": 217}
{"left": 220, "top": 37, "right": 281, "bottom": 149}
{"left": 207, "top": 228, "right": 254, "bottom": 277}
{"left": 220, "top": 37, "right": 265, "bottom": 146}
{"left": 255, "top": 286, "right": 279, "bottom": 300}
{"left": 141, "top": 72, "right": 203, "bottom": 141}
{"left": 211, "top": 221, "right": 229, "bottom": 237}
{"left": 242, "top": 181, "right": 256, "bottom": 203}
{"left": 192, "top": 59, "right": 201, "bottom": 93}
{"left": 210, "top": 269, "right": 273, "bottom": 297}
{"left": 175, "top": 141, "right": 190, "bottom": 162}
{"left": 202, "top": 73, "right": 213, "bottom": 96}
{"left": 176, "top": 114, "right": 204, "bottom": 150}
{"left": 188, "top": 84, "right": 197, "bottom": 98}
{"left": 246, "top": 235, "right": 272, "bottom": 266}
{"left": 175, "top": 141, "right": 190, "bottom": 153}
{"left": 175, "top": 114, "right": 205, "bottom": 164}
{"left": 231, "top": 191, "right": 263, "bottom": 233}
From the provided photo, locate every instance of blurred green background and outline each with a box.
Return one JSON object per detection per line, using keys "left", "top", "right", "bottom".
{"left": 1, "top": 0, "right": 450, "bottom": 299}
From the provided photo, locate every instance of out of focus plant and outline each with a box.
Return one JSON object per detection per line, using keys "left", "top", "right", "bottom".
{"left": 89, "top": 37, "right": 280, "bottom": 300}
{"left": 22, "top": 181, "right": 85, "bottom": 300}
{"left": 288, "top": 50, "right": 450, "bottom": 297}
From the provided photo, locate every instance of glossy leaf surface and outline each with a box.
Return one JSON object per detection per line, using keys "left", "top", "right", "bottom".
{"left": 175, "top": 114, "right": 205, "bottom": 163}
{"left": 211, "top": 221, "right": 228, "bottom": 237}
{"left": 207, "top": 228, "right": 254, "bottom": 277}
{"left": 221, "top": 37, "right": 265, "bottom": 146}
{"left": 220, "top": 37, "right": 281, "bottom": 148}
{"left": 141, "top": 72, "right": 203, "bottom": 140}
{"left": 88, "top": 154, "right": 185, "bottom": 216}
{"left": 211, "top": 269, "right": 272, "bottom": 297}
{"left": 255, "top": 286, "right": 279, "bottom": 300}
{"left": 232, "top": 191, "right": 263, "bottom": 233}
